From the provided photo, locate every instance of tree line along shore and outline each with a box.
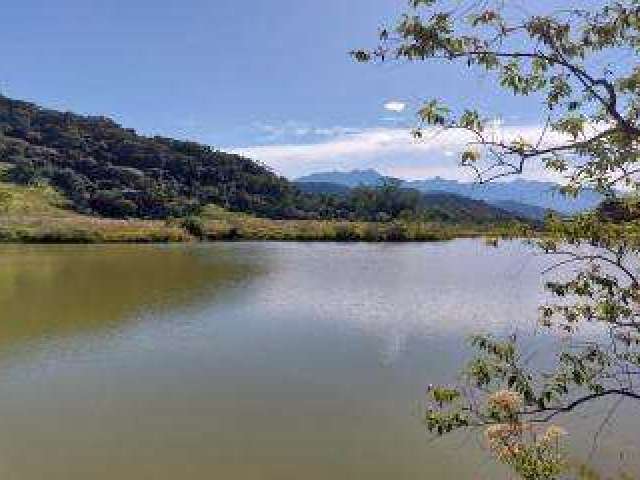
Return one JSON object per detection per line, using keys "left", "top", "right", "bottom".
{"left": 0, "top": 183, "right": 527, "bottom": 244}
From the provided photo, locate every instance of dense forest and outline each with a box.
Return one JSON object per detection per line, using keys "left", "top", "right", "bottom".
{"left": 0, "top": 96, "right": 522, "bottom": 223}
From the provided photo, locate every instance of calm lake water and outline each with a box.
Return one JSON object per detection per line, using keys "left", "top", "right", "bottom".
{"left": 0, "top": 241, "right": 638, "bottom": 479}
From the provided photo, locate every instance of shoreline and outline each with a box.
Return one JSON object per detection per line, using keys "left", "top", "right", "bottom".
{"left": 0, "top": 219, "right": 526, "bottom": 244}
{"left": 0, "top": 183, "right": 531, "bottom": 244}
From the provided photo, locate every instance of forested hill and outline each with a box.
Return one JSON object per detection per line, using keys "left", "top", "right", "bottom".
{"left": 0, "top": 96, "right": 524, "bottom": 224}
{"left": 0, "top": 95, "right": 314, "bottom": 219}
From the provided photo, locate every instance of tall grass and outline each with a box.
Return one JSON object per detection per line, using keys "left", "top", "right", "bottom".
{"left": 0, "top": 184, "right": 527, "bottom": 244}
{"left": 197, "top": 205, "right": 523, "bottom": 242}
{"left": 0, "top": 184, "right": 190, "bottom": 243}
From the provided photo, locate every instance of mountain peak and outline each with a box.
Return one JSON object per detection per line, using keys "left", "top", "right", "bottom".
{"left": 297, "top": 169, "right": 603, "bottom": 215}
{"left": 296, "top": 168, "right": 386, "bottom": 187}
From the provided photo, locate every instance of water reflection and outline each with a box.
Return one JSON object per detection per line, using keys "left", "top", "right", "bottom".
{"left": 0, "top": 244, "right": 259, "bottom": 355}
{"left": 246, "top": 241, "right": 548, "bottom": 363}
{"left": 0, "top": 241, "right": 635, "bottom": 479}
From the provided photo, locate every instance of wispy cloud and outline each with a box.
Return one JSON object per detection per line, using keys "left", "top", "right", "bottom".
{"left": 383, "top": 101, "right": 406, "bottom": 113}
{"left": 250, "top": 121, "right": 361, "bottom": 143}
{"left": 231, "top": 124, "right": 571, "bottom": 181}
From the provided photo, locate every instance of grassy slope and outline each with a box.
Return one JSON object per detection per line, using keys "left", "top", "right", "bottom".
{"left": 0, "top": 183, "right": 190, "bottom": 243}
{"left": 0, "top": 182, "right": 525, "bottom": 243}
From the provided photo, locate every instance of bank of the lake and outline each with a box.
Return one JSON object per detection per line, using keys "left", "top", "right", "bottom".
{"left": 0, "top": 184, "right": 528, "bottom": 243}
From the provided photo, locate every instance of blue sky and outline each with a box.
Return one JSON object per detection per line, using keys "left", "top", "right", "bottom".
{"left": 1, "top": 0, "right": 574, "bottom": 180}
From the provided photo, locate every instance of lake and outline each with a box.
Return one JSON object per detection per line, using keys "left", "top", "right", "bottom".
{"left": 0, "top": 241, "right": 638, "bottom": 479}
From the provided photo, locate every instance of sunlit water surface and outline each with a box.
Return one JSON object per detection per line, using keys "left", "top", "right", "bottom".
{"left": 0, "top": 241, "right": 637, "bottom": 479}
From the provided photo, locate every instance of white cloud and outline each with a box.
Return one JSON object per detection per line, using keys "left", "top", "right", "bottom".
{"left": 312, "top": 127, "right": 362, "bottom": 137}
{"left": 293, "top": 127, "right": 311, "bottom": 136}
{"left": 383, "top": 101, "right": 406, "bottom": 113}
{"left": 231, "top": 124, "right": 573, "bottom": 181}
{"left": 250, "top": 122, "right": 362, "bottom": 141}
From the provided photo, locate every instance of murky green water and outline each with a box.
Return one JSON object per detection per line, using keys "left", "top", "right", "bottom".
{"left": 0, "top": 241, "right": 637, "bottom": 479}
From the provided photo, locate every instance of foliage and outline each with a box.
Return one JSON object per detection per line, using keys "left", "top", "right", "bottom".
{"left": 181, "top": 216, "right": 206, "bottom": 239}
{"left": 353, "top": 0, "right": 640, "bottom": 190}
{"left": 196, "top": 203, "right": 522, "bottom": 242}
{"left": 0, "top": 181, "right": 523, "bottom": 243}
{"left": 356, "top": 0, "right": 640, "bottom": 478}
{"left": 0, "top": 95, "right": 316, "bottom": 219}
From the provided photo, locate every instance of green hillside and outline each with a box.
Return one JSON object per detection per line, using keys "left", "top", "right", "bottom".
{"left": 0, "top": 95, "right": 527, "bottom": 227}
{"left": 0, "top": 182, "right": 189, "bottom": 242}
{"left": 0, "top": 95, "right": 315, "bottom": 219}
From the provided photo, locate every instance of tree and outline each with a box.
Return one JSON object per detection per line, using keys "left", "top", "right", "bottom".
{"left": 355, "top": 1, "right": 640, "bottom": 478}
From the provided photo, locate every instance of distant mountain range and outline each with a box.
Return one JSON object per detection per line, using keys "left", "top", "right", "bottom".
{"left": 296, "top": 169, "right": 603, "bottom": 217}
{"left": 404, "top": 177, "right": 602, "bottom": 215}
